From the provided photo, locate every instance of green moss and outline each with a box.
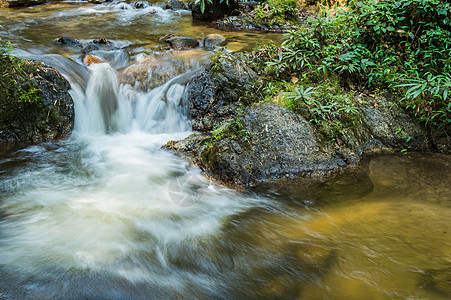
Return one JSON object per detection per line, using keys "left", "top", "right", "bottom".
{"left": 203, "top": 116, "right": 251, "bottom": 149}
{"left": 0, "top": 47, "right": 49, "bottom": 136}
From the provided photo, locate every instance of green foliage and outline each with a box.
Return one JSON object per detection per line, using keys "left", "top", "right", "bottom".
{"left": 253, "top": 0, "right": 299, "bottom": 25}
{"left": 204, "top": 113, "right": 251, "bottom": 148}
{"left": 266, "top": 0, "right": 450, "bottom": 134}
{"left": 283, "top": 83, "right": 359, "bottom": 142}
{"left": 285, "top": 86, "right": 317, "bottom": 110}
{"left": 396, "top": 73, "right": 451, "bottom": 130}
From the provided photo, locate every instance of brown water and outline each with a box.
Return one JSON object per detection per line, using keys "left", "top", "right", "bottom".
{"left": 0, "top": 2, "right": 450, "bottom": 299}
{"left": 0, "top": 1, "right": 282, "bottom": 54}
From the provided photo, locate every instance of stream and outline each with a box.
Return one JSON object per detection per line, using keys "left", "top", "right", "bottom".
{"left": 0, "top": 2, "right": 450, "bottom": 299}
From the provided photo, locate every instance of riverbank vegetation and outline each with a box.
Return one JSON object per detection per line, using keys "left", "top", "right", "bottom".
{"left": 217, "top": 0, "right": 450, "bottom": 146}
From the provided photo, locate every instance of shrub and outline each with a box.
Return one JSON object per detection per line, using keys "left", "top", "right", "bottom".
{"left": 266, "top": 0, "right": 451, "bottom": 134}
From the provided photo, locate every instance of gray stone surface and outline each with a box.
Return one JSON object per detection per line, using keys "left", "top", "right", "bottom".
{"left": 204, "top": 34, "right": 226, "bottom": 51}
{"left": 0, "top": 60, "right": 74, "bottom": 143}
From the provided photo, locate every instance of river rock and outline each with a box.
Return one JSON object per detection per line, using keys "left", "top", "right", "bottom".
{"left": 57, "top": 37, "right": 79, "bottom": 45}
{"left": 119, "top": 50, "right": 209, "bottom": 91}
{"left": 81, "top": 44, "right": 100, "bottom": 54}
{"left": 215, "top": 7, "right": 310, "bottom": 33}
{"left": 166, "top": 36, "right": 199, "bottom": 50}
{"left": 164, "top": 51, "right": 444, "bottom": 186}
{"left": 187, "top": 53, "right": 258, "bottom": 132}
{"left": 167, "top": 55, "right": 346, "bottom": 186}
{"left": 133, "top": 1, "right": 149, "bottom": 9}
{"left": 0, "top": 0, "right": 45, "bottom": 7}
{"left": 192, "top": 0, "right": 239, "bottom": 21}
{"left": 82, "top": 54, "right": 105, "bottom": 66}
{"left": 0, "top": 56, "right": 74, "bottom": 143}
{"left": 164, "top": 0, "right": 186, "bottom": 10}
{"left": 203, "top": 34, "right": 226, "bottom": 51}
{"left": 197, "top": 103, "right": 347, "bottom": 186}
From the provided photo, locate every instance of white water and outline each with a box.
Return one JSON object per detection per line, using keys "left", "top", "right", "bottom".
{"left": 2, "top": 3, "right": 450, "bottom": 299}
{"left": 0, "top": 5, "right": 271, "bottom": 297}
{"left": 0, "top": 51, "right": 266, "bottom": 298}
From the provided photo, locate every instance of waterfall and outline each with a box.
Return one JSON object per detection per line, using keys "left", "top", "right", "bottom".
{"left": 70, "top": 62, "right": 201, "bottom": 136}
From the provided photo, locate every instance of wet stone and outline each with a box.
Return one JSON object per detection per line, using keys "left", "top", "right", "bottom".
{"left": 204, "top": 34, "right": 227, "bottom": 51}
{"left": 166, "top": 36, "right": 199, "bottom": 50}
{"left": 57, "top": 37, "right": 79, "bottom": 45}
{"left": 133, "top": 1, "right": 149, "bottom": 9}
{"left": 164, "top": 0, "right": 186, "bottom": 10}
{"left": 81, "top": 44, "right": 100, "bottom": 54}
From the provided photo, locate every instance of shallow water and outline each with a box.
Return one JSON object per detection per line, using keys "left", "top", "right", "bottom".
{"left": 1, "top": 2, "right": 450, "bottom": 299}
{"left": 0, "top": 1, "right": 282, "bottom": 54}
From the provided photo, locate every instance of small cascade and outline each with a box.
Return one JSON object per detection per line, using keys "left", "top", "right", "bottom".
{"left": 135, "top": 68, "right": 201, "bottom": 133}
{"left": 70, "top": 58, "right": 202, "bottom": 135}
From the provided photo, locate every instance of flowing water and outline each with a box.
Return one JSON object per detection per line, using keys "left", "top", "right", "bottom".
{"left": 1, "top": 2, "right": 450, "bottom": 299}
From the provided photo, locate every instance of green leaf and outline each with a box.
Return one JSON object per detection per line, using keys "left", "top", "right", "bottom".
{"left": 200, "top": 0, "right": 205, "bottom": 13}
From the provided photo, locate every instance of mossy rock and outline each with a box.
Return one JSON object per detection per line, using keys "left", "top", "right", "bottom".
{"left": 0, "top": 54, "right": 74, "bottom": 143}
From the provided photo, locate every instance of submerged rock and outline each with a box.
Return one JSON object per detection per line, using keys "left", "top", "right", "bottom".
{"left": 133, "top": 1, "right": 149, "bottom": 9}
{"left": 82, "top": 54, "right": 105, "bottom": 66}
{"left": 164, "top": 0, "right": 186, "bottom": 10}
{"left": 418, "top": 267, "right": 451, "bottom": 297}
{"left": 165, "top": 36, "right": 200, "bottom": 50}
{"left": 0, "top": 56, "right": 74, "bottom": 143}
{"left": 57, "top": 37, "right": 79, "bottom": 45}
{"left": 81, "top": 44, "right": 100, "bottom": 54}
{"left": 203, "top": 34, "right": 227, "bottom": 51}
{"left": 196, "top": 103, "right": 347, "bottom": 185}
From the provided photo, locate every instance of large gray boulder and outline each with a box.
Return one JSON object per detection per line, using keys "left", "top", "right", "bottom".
{"left": 166, "top": 54, "right": 347, "bottom": 186}
{"left": 165, "top": 36, "right": 199, "bottom": 50}
{"left": 204, "top": 34, "right": 227, "bottom": 51}
{"left": 187, "top": 53, "right": 258, "bottom": 131}
{"left": 165, "top": 52, "right": 442, "bottom": 187}
{"left": 164, "top": 0, "right": 186, "bottom": 10}
{"left": 196, "top": 103, "right": 347, "bottom": 185}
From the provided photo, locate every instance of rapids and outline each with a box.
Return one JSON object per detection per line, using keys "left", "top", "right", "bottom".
{"left": 0, "top": 2, "right": 450, "bottom": 299}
